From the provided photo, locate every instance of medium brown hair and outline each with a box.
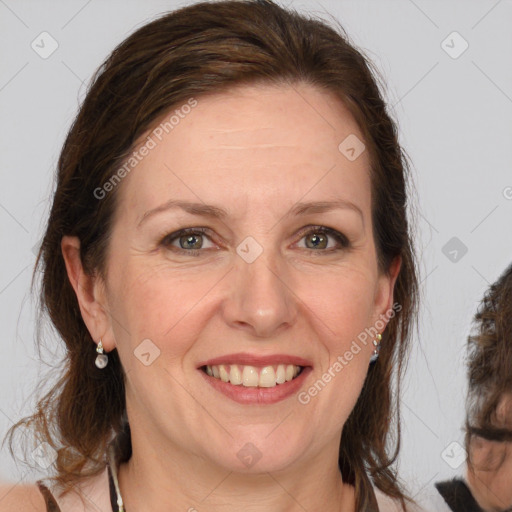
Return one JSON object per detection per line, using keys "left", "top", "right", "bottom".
{"left": 466, "top": 262, "right": 512, "bottom": 469}
{"left": 3, "top": 1, "right": 419, "bottom": 509}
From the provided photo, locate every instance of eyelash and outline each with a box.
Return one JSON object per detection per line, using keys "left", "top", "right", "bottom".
{"left": 159, "top": 225, "right": 350, "bottom": 257}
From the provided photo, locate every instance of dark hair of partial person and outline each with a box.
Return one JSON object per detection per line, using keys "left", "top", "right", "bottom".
{"left": 2, "top": 1, "right": 419, "bottom": 510}
{"left": 465, "top": 262, "right": 512, "bottom": 469}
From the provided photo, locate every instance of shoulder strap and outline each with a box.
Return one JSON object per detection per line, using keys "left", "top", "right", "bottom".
{"left": 36, "top": 481, "right": 61, "bottom": 512}
{"left": 107, "top": 462, "right": 121, "bottom": 511}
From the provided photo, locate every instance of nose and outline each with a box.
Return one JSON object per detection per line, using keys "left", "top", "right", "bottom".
{"left": 221, "top": 244, "right": 298, "bottom": 339}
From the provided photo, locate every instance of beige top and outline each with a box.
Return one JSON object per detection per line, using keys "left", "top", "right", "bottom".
{"left": 37, "top": 469, "right": 426, "bottom": 512}
{"left": 36, "top": 432, "right": 426, "bottom": 512}
{"left": 38, "top": 465, "right": 113, "bottom": 511}
{"left": 36, "top": 455, "right": 119, "bottom": 512}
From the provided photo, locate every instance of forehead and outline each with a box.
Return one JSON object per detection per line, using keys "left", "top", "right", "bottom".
{"left": 117, "top": 82, "right": 371, "bottom": 222}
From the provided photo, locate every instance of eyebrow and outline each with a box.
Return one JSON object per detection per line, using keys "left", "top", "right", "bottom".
{"left": 137, "top": 199, "right": 363, "bottom": 228}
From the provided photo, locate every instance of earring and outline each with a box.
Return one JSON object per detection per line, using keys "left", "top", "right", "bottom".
{"left": 369, "top": 333, "right": 382, "bottom": 364}
{"left": 95, "top": 339, "right": 109, "bottom": 369}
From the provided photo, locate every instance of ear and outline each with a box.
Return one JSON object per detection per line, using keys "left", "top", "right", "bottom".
{"left": 371, "top": 255, "right": 402, "bottom": 330}
{"left": 61, "top": 235, "right": 116, "bottom": 352}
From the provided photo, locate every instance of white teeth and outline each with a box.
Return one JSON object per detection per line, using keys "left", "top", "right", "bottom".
{"left": 242, "top": 365, "right": 259, "bottom": 387}
{"left": 259, "top": 366, "right": 276, "bottom": 387}
{"left": 204, "top": 363, "right": 303, "bottom": 388}
{"left": 276, "top": 364, "right": 286, "bottom": 384}
{"left": 230, "top": 364, "right": 242, "bottom": 385}
{"left": 219, "top": 364, "right": 229, "bottom": 383}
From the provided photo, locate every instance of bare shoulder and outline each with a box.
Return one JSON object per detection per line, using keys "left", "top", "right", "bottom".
{"left": 0, "top": 482, "right": 46, "bottom": 512}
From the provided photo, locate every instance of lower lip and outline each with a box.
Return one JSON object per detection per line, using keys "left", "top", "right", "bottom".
{"left": 199, "top": 366, "right": 312, "bottom": 405}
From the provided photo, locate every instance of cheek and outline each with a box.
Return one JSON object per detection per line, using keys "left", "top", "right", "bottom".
{"left": 496, "top": 449, "right": 512, "bottom": 498}
{"left": 311, "top": 270, "right": 378, "bottom": 346}
{"left": 300, "top": 272, "right": 378, "bottom": 417}
{"left": 108, "top": 244, "right": 379, "bottom": 367}
{"left": 109, "top": 261, "right": 220, "bottom": 358}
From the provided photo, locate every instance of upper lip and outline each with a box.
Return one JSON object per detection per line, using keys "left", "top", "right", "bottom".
{"left": 197, "top": 353, "right": 312, "bottom": 368}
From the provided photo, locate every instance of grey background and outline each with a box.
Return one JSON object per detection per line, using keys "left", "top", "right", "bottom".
{"left": 1, "top": 0, "right": 511, "bottom": 507}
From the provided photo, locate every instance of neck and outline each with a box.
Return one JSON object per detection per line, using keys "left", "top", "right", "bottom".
{"left": 117, "top": 428, "right": 355, "bottom": 511}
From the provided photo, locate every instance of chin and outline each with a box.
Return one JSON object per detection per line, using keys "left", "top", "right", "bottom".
{"left": 209, "top": 435, "right": 306, "bottom": 474}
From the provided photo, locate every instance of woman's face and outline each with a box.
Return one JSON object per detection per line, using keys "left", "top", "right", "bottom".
{"left": 468, "top": 439, "right": 512, "bottom": 510}
{"left": 71, "top": 83, "right": 399, "bottom": 473}
{"left": 467, "top": 394, "right": 512, "bottom": 509}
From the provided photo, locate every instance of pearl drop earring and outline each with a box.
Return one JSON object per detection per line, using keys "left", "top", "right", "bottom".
{"left": 95, "top": 339, "right": 109, "bottom": 369}
{"left": 369, "top": 333, "right": 382, "bottom": 363}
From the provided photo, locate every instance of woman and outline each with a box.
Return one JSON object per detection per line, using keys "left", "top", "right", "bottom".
{"left": 433, "top": 263, "right": 512, "bottom": 512}
{"left": 1, "top": 0, "right": 421, "bottom": 510}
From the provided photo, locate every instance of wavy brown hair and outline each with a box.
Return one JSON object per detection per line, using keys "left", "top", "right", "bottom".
{"left": 3, "top": 1, "right": 419, "bottom": 510}
{"left": 465, "top": 263, "right": 512, "bottom": 468}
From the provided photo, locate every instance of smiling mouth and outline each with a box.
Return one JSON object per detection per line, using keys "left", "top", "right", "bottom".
{"left": 201, "top": 364, "right": 304, "bottom": 388}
